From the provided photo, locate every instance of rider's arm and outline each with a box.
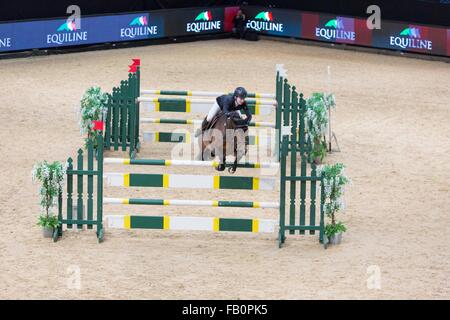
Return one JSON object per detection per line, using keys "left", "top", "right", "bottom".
{"left": 242, "top": 104, "right": 252, "bottom": 124}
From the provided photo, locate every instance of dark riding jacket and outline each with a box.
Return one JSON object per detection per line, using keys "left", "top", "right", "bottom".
{"left": 216, "top": 95, "right": 252, "bottom": 124}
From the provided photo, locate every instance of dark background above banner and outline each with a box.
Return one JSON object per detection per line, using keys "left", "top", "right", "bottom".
{"left": 1, "top": 0, "right": 449, "bottom": 27}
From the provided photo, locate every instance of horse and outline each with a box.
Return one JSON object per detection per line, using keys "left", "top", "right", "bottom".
{"left": 197, "top": 111, "right": 249, "bottom": 174}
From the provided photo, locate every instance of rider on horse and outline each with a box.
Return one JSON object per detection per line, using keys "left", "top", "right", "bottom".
{"left": 199, "top": 87, "right": 252, "bottom": 134}
{"left": 196, "top": 87, "right": 252, "bottom": 172}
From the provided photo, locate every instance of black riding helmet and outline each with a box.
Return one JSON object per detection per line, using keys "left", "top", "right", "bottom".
{"left": 233, "top": 87, "right": 247, "bottom": 99}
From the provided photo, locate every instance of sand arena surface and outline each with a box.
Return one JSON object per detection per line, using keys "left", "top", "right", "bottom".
{"left": 0, "top": 39, "right": 449, "bottom": 299}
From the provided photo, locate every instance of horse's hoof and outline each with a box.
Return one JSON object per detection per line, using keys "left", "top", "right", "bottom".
{"left": 228, "top": 167, "right": 236, "bottom": 174}
{"left": 216, "top": 164, "right": 225, "bottom": 171}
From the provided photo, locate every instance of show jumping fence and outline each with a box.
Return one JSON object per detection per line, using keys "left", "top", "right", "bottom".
{"left": 102, "top": 63, "right": 310, "bottom": 161}
{"left": 54, "top": 62, "right": 325, "bottom": 248}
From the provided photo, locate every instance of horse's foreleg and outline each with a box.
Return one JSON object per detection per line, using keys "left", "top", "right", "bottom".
{"left": 228, "top": 158, "right": 237, "bottom": 174}
{"left": 228, "top": 141, "right": 238, "bottom": 174}
{"left": 216, "top": 161, "right": 225, "bottom": 171}
{"left": 215, "top": 141, "right": 226, "bottom": 172}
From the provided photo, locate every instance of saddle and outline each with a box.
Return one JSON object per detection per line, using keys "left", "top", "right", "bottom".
{"left": 205, "top": 111, "right": 249, "bottom": 131}
{"left": 205, "top": 112, "right": 223, "bottom": 131}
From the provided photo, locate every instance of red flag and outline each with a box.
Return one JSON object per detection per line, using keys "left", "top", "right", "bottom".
{"left": 93, "top": 120, "right": 104, "bottom": 131}
{"left": 128, "top": 64, "right": 137, "bottom": 73}
{"left": 128, "top": 58, "right": 140, "bottom": 72}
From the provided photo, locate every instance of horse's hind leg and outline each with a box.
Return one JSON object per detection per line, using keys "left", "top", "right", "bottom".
{"left": 228, "top": 138, "right": 238, "bottom": 174}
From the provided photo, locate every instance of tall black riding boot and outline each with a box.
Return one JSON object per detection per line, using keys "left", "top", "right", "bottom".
{"left": 201, "top": 118, "right": 209, "bottom": 131}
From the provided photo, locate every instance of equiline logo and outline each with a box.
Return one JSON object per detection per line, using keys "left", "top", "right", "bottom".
{"left": 130, "top": 16, "right": 148, "bottom": 26}
{"left": 186, "top": 11, "right": 221, "bottom": 33}
{"left": 246, "top": 11, "right": 284, "bottom": 32}
{"left": 255, "top": 11, "right": 273, "bottom": 21}
{"left": 57, "top": 20, "right": 77, "bottom": 32}
{"left": 195, "top": 11, "right": 212, "bottom": 21}
{"left": 47, "top": 20, "right": 88, "bottom": 45}
{"left": 0, "top": 37, "right": 11, "bottom": 48}
{"left": 390, "top": 27, "right": 432, "bottom": 50}
{"left": 315, "top": 18, "right": 355, "bottom": 41}
{"left": 120, "top": 15, "right": 158, "bottom": 38}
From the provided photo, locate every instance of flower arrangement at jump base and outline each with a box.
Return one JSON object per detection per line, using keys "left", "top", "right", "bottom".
{"left": 31, "top": 161, "right": 67, "bottom": 238}
{"left": 318, "top": 163, "right": 349, "bottom": 246}
{"left": 304, "top": 92, "right": 336, "bottom": 164}
{"left": 79, "top": 86, "right": 108, "bottom": 148}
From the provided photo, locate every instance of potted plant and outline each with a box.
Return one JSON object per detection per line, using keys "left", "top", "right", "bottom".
{"left": 38, "top": 215, "right": 60, "bottom": 238}
{"left": 305, "top": 92, "right": 335, "bottom": 164}
{"left": 319, "top": 163, "right": 349, "bottom": 246}
{"left": 325, "top": 221, "right": 347, "bottom": 245}
{"left": 79, "top": 86, "right": 108, "bottom": 151}
{"left": 32, "top": 161, "right": 67, "bottom": 238}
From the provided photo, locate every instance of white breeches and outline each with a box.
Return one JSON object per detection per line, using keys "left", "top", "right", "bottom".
{"left": 206, "top": 102, "right": 241, "bottom": 121}
{"left": 206, "top": 102, "right": 221, "bottom": 122}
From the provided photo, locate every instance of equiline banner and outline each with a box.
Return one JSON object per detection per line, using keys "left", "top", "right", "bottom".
{"left": 371, "top": 21, "right": 448, "bottom": 55}
{"left": 242, "top": 6, "right": 301, "bottom": 38}
{"left": 300, "top": 12, "right": 372, "bottom": 46}
{"left": 0, "top": 12, "right": 165, "bottom": 52}
{"left": 163, "top": 7, "right": 224, "bottom": 37}
{"left": 0, "top": 6, "right": 448, "bottom": 56}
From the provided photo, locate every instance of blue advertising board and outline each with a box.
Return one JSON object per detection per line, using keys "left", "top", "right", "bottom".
{"left": 0, "top": 12, "right": 165, "bottom": 52}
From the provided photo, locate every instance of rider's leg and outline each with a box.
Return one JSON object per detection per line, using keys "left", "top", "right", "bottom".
{"left": 196, "top": 102, "right": 221, "bottom": 137}
{"left": 202, "top": 101, "right": 221, "bottom": 131}
{"left": 206, "top": 102, "right": 221, "bottom": 122}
